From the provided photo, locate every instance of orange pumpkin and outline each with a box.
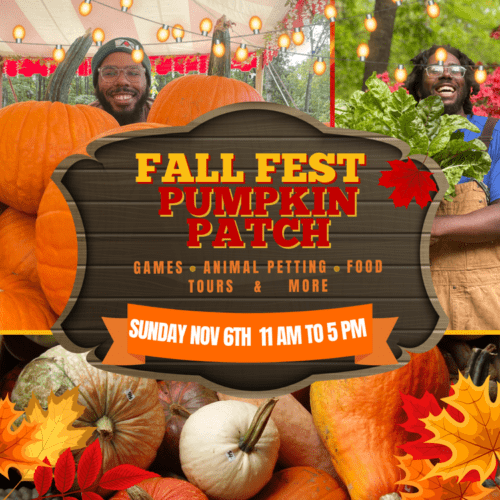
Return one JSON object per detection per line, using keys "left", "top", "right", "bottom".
{"left": 0, "top": 272, "right": 57, "bottom": 329}
{"left": 35, "top": 180, "right": 78, "bottom": 316}
{"left": 0, "top": 101, "right": 118, "bottom": 214}
{"left": 111, "top": 477, "right": 208, "bottom": 500}
{"left": 252, "top": 467, "right": 349, "bottom": 500}
{"left": 0, "top": 208, "right": 38, "bottom": 284}
{"left": 310, "top": 347, "right": 450, "bottom": 500}
{"left": 147, "top": 75, "right": 264, "bottom": 126}
{"left": 72, "top": 122, "right": 168, "bottom": 156}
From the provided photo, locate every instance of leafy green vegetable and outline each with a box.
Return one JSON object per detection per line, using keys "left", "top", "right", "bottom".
{"left": 335, "top": 73, "right": 491, "bottom": 199}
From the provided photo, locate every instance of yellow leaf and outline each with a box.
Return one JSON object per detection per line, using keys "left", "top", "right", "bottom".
{"left": 22, "top": 387, "right": 95, "bottom": 480}
{"left": 396, "top": 454, "right": 494, "bottom": 500}
{"left": 0, "top": 397, "right": 46, "bottom": 478}
{"left": 422, "top": 373, "right": 500, "bottom": 483}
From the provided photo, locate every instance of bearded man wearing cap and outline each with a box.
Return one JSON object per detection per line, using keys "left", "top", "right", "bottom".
{"left": 90, "top": 37, "right": 153, "bottom": 125}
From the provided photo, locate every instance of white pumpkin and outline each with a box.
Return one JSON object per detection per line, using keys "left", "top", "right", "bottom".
{"left": 179, "top": 399, "right": 280, "bottom": 500}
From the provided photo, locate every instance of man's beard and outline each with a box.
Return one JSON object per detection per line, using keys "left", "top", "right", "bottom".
{"left": 419, "top": 82, "right": 468, "bottom": 115}
{"left": 95, "top": 85, "right": 149, "bottom": 125}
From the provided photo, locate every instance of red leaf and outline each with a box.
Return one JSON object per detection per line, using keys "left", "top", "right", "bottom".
{"left": 98, "top": 464, "right": 159, "bottom": 490}
{"left": 34, "top": 457, "right": 53, "bottom": 496}
{"left": 54, "top": 448, "right": 76, "bottom": 493}
{"left": 379, "top": 158, "right": 437, "bottom": 208}
{"left": 82, "top": 492, "right": 106, "bottom": 500}
{"left": 77, "top": 439, "right": 102, "bottom": 490}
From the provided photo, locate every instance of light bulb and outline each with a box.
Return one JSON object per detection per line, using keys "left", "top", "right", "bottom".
{"left": 53, "top": 45, "right": 65, "bottom": 62}
{"left": 292, "top": 27, "right": 305, "bottom": 46}
{"left": 278, "top": 33, "right": 291, "bottom": 52}
{"left": 475, "top": 65, "right": 487, "bottom": 84}
{"left": 394, "top": 64, "right": 407, "bottom": 83}
{"left": 357, "top": 43, "right": 369, "bottom": 60}
{"left": 200, "top": 18, "right": 213, "bottom": 36}
{"left": 313, "top": 58, "right": 327, "bottom": 76}
{"left": 324, "top": 4, "right": 337, "bottom": 22}
{"left": 364, "top": 14, "right": 377, "bottom": 32}
{"left": 131, "top": 46, "right": 144, "bottom": 63}
{"left": 92, "top": 28, "right": 105, "bottom": 46}
{"left": 235, "top": 44, "right": 249, "bottom": 63}
{"left": 213, "top": 39, "right": 225, "bottom": 58}
{"left": 172, "top": 24, "right": 184, "bottom": 42}
{"left": 427, "top": 1, "right": 440, "bottom": 18}
{"left": 434, "top": 47, "right": 447, "bottom": 65}
{"left": 392, "top": 0, "right": 402, "bottom": 5}
{"left": 79, "top": 0, "right": 92, "bottom": 16}
{"left": 120, "top": 0, "right": 132, "bottom": 12}
{"left": 13, "top": 25, "right": 25, "bottom": 43}
{"left": 157, "top": 25, "right": 169, "bottom": 42}
{"left": 249, "top": 16, "right": 262, "bottom": 34}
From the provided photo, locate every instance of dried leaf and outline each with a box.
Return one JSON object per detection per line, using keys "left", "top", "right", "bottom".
{"left": 423, "top": 373, "right": 500, "bottom": 483}
{"left": 0, "top": 397, "right": 46, "bottom": 478}
{"left": 23, "top": 387, "right": 95, "bottom": 480}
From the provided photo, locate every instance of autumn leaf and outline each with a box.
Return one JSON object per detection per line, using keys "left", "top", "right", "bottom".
{"left": 396, "top": 454, "right": 494, "bottom": 499}
{"left": 22, "top": 387, "right": 95, "bottom": 480}
{"left": 423, "top": 373, "right": 500, "bottom": 483}
{"left": 0, "top": 397, "right": 46, "bottom": 478}
{"left": 379, "top": 158, "right": 438, "bottom": 208}
{"left": 98, "top": 464, "right": 159, "bottom": 490}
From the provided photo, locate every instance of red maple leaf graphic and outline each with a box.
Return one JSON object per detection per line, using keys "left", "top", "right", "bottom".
{"left": 379, "top": 158, "right": 438, "bottom": 208}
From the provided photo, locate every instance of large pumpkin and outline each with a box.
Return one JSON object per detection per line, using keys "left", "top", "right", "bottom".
{"left": 11, "top": 346, "right": 165, "bottom": 497}
{"left": 0, "top": 101, "right": 118, "bottom": 214}
{"left": 310, "top": 347, "right": 450, "bottom": 500}
{"left": 111, "top": 477, "right": 208, "bottom": 500}
{"left": 0, "top": 272, "right": 57, "bottom": 329}
{"left": 147, "top": 75, "right": 264, "bottom": 126}
{"left": 0, "top": 207, "right": 38, "bottom": 284}
{"left": 35, "top": 180, "right": 78, "bottom": 316}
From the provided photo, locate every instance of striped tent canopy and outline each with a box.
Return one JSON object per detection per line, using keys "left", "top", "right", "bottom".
{"left": 0, "top": 0, "right": 320, "bottom": 76}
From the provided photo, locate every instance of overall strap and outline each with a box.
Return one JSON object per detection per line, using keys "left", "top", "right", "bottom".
{"left": 475, "top": 116, "right": 499, "bottom": 205}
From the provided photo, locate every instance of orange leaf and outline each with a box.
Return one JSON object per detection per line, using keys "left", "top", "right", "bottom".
{"left": 396, "top": 454, "right": 493, "bottom": 499}
{"left": 0, "top": 397, "right": 47, "bottom": 478}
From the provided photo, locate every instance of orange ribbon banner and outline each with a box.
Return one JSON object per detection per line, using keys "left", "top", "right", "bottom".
{"left": 102, "top": 304, "right": 399, "bottom": 366}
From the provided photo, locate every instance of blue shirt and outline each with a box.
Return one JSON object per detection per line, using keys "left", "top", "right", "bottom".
{"left": 458, "top": 114, "right": 500, "bottom": 203}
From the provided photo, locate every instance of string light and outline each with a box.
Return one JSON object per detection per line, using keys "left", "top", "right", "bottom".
{"left": 392, "top": 0, "right": 402, "bottom": 5}
{"left": 235, "top": 44, "right": 249, "bottom": 63}
{"left": 475, "top": 65, "right": 487, "bottom": 84}
{"left": 172, "top": 24, "right": 185, "bottom": 42}
{"left": 357, "top": 43, "right": 369, "bottom": 61}
{"left": 313, "top": 57, "right": 326, "bottom": 76}
{"left": 249, "top": 16, "right": 262, "bottom": 34}
{"left": 92, "top": 28, "right": 105, "bottom": 46}
{"left": 13, "top": 25, "right": 25, "bottom": 43}
{"left": 212, "top": 39, "right": 225, "bottom": 58}
{"left": 200, "top": 18, "right": 213, "bottom": 36}
{"left": 157, "top": 25, "right": 169, "bottom": 42}
{"left": 131, "top": 45, "right": 144, "bottom": 63}
{"left": 53, "top": 44, "right": 65, "bottom": 62}
{"left": 434, "top": 47, "right": 447, "bottom": 65}
{"left": 120, "top": 0, "right": 132, "bottom": 12}
{"left": 364, "top": 14, "right": 377, "bottom": 32}
{"left": 324, "top": 4, "right": 337, "bottom": 22}
{"left": 79, "top": 0, "right": 92, "bottom": 16}
{"left": 292, "top": 27, "right": 305, "bottom": 46}
{"left": 427, "top": 0, "right": 440, "bottom": 18}
{"left": 394, "top": 64, "right": 407, "bottom": 83}
{"left": 278, "top": 33, "right": 291, "bottom": 52}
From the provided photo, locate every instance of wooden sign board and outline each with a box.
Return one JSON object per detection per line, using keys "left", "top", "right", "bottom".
{"left": 52, "top": 102, "right": 447, "bottom": 395}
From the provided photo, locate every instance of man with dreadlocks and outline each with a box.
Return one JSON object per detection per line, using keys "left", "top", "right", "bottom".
{"left": 406, "top": 44, "right": 500, "bottom": 330}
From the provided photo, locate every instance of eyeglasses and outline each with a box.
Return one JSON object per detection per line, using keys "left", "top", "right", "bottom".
{"left": 98, "top": 65, "right": 145, "bottom": 83}
{"left": 424, "top": 65, "right": 467, "bottom": 78}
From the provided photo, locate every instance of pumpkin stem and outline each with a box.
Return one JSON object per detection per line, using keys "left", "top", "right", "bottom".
{"left": 238, "top": 398, "right": 277, "bottom": 453}
{"left": 96, "top": 415, "right": 114, "bottom": 441}
{"left": 170, "top": 403, "right": 192, "bottom": 419}
{"left": 125, "top": 486, "right": 154, "bottom": 500}
{"left": 464, "top": 343, "right": 496, "bottom": 386}
{"left": 207, "top": 15, "right": 233, "bottom": 77}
